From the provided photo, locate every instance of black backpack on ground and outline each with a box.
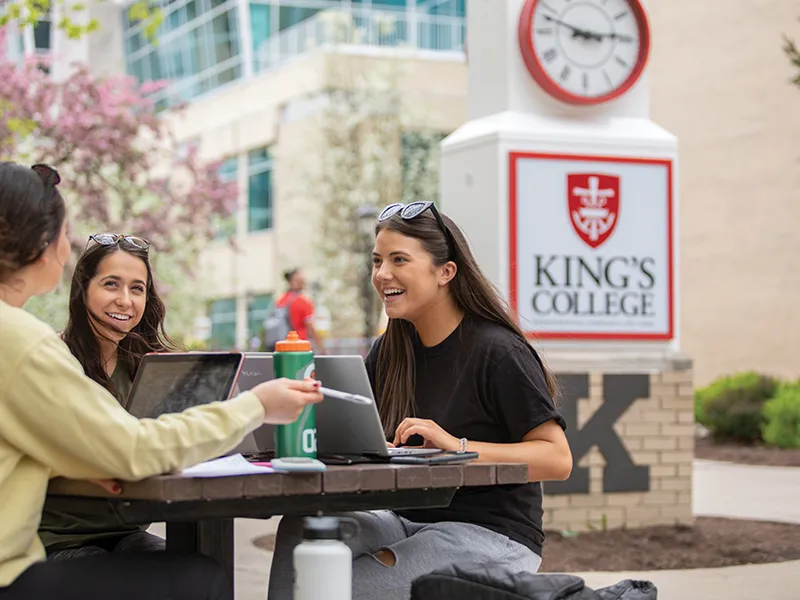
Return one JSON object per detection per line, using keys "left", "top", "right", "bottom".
{"left": 410, "top": 563, "right": 657, "bottom": 600}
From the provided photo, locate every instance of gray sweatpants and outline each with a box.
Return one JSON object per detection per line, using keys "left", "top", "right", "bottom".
{"left": 267, "top": 510, "right": 541, "bottom": 600}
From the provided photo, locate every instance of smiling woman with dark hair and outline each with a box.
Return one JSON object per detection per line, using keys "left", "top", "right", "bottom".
{"left": 269, "top": 201, "right": 572, "bottom": 600}
{"left": 62, "top": 234, "right": 176, "bottom": 403}
{"left": 40, "top": 235, "right": 179, "bottom": 560}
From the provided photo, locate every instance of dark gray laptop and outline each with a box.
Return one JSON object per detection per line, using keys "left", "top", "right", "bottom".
{"left": 238, "top": 353, "right": 440, "bottom": 460}
{"left": 234, "top": 353, "right": 277, "bottom": 454}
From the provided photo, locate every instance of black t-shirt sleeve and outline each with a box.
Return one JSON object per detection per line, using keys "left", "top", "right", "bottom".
{"left": 488, "top": 346, "right": 567, "bottom": 442}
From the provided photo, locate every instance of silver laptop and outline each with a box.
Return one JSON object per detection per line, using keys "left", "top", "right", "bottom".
{"left": 238, "top": 353, "right": 439, "bottom": 460}
{"left": 125, "top": 351, "right": 260, "bottom": 456}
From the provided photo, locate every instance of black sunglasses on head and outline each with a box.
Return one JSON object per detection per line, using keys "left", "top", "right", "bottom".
{"left": 86, "top": 233, "right": 151, "bottom": 252}
{"left": 378, "top": 202, "right": 455, "bottom": 259}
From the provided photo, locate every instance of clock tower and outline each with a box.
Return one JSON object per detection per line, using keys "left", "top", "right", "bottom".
{"left": 441, "top": 0, "right": 680, "bottom": 357}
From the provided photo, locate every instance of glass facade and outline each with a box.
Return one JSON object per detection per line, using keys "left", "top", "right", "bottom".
{"left": 123, "top": 0, "right": 465, "bottom": 108}
{"left": 124, "top": 0, "right": 243, "bottom": 110}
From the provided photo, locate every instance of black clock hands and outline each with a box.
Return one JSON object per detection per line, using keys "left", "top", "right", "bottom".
{"left": 608, "top": 32, "right": 635, "bottom": 43}
{"left": 542, "top": 15, "right": 635, "bottom": 44}
{"left": 542, "top": 14, "right": 603, "bottom": 42}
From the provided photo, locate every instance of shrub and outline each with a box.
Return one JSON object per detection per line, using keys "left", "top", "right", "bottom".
{"left": 701, "top": 374, "right": 778, "bottom": 443}
{"left": 762, "top": 384, "right": 800, "bottom": 449}
{"left": 695, "top": 372, "right": 775, "bottom": 427}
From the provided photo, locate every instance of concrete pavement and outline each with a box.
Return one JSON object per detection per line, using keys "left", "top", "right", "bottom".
{"left": 692, "top": 459, "right": 800, "bottom": 523}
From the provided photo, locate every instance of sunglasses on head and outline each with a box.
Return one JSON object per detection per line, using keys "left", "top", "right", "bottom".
{"left": 377, "top": 201, "right": 455, "bottom": 259}
{"left": 86, "top": 233, "right": 151, "bottom": 252}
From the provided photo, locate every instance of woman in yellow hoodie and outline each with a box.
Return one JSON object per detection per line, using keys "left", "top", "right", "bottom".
{"left": 0, "top": 161, "right": 323, "bottom": 599}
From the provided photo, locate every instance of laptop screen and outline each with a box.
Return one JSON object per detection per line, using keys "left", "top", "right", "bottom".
{"left": 126, "top": 353, "right": 243, "bottom": 419}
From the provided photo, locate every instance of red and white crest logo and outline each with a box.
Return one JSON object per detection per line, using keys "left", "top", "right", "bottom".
{"left": 567, "top": 173, "right": 620, "bottom": 249}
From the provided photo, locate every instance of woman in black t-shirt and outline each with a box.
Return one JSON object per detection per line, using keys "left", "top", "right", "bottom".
{"left": 268, "top": 202, "right": 572, "bottom": 600}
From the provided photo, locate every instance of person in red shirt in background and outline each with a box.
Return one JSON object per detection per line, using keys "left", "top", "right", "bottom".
{"left": 276, "top": 268, "right": 327, "bottom": 354}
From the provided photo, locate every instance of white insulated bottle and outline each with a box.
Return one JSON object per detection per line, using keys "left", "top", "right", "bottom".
{"left": 293, "top": 516, "right": 358, "bottom": 600}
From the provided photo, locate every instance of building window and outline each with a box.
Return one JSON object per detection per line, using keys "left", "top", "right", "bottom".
{"left": 247, "top": 293, "right": 273, "bottom": 346}
{"left": 214, "top": 157, "right": 239, "bottom": 239}
{"left": 208, "top": 297, "right": 237, "bottom": 350}
{"left": 247, "top": 147, "right": 273, "bottom": 232}
{"left": 278, "top": 6, "right": 321, "bottom": 31}
{"left": 250, "top": 3, "right": 271, "bottom": 50}
{"left": 33, "top": 16, "right": 51, "bottom": 53}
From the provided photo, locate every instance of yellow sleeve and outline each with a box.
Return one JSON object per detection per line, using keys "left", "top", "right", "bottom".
{"left": 0, "top": 333, "right": 265, "bottom": 481}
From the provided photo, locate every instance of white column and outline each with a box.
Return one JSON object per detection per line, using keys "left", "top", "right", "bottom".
{"left": 408, "top": 0, "right": 418, "bottom": 50}
{"left": 237, "top": 0, "right": 254, "bottom": 79}
{"left": 21, "top": 24, "right": 35, "bottom": 56}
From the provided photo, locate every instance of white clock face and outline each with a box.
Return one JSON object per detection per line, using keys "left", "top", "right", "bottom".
{"left": 528, "top": 0, "right": 644, "bottom": 100}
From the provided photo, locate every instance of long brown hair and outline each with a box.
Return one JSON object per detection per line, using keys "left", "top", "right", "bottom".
{"left": 62, "top": 241, "right": 179, "bottom": 398}
{"left": 374, "top": 209, "right": 560, "bottom": 435}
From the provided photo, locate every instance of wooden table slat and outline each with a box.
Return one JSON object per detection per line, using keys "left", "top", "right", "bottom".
{"left": 463, "top": 463, "right": 496, "bottom": 486}
{"left": 243, "top": 472, "right": 283, "bottom": 497}
{"left": 280, "top": 472, "right": 322, "bottom": 495}
{"left": 321, "top": 466, "right": 361, "bottom": 493}
{"left": 201, "top": 476, "right": 247, "bottom": 500}
{"left": 354, "top": 464, "right": 397, "bottom": 491}
{"left": 394, "top": 465, "right": 432, "bottom": 489}
{"left": 496, "top": 463, "right": 528, "bottom": 485}
{"left": 161, "top": 478, "right": 204, "bottom": 502}
{"left": 429, "top": 464, "right": 464, "bottom": 488}
{"left": 48, "top": 461, "right": 529, "bottom": 501}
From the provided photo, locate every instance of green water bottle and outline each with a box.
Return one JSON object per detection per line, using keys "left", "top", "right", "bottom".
{"left": 274, "top": 331, "right": 317, "bottom": 458}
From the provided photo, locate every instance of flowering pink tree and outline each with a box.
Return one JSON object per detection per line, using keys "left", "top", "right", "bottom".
{"left": 0, "top": 56, "right": 235, "bottom": 259}
{"left": 0, "top": 44, "right": 237, "bottom": 335}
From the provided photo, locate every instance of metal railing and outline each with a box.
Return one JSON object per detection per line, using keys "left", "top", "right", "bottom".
{"left": 254, "top": 8, "right": 465, "bottom": 74}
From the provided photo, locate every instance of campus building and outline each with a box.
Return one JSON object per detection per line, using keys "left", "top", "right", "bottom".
{"left": 5, "top": 0, "right": 799, "bottom": 385}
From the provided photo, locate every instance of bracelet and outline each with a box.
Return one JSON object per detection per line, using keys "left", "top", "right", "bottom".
{"left": 458, "top": 437, "right": 468, "bottom": 454}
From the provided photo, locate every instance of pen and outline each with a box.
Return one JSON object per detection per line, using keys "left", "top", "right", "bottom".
{"left": 319, "top": 387, "right": 373, "bottom": 405}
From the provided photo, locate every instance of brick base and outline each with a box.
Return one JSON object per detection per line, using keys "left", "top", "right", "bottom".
{"left": 543, "top": 355, "right": 694, "bottom": 532}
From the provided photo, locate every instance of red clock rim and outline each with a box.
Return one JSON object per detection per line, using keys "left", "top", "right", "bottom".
{"left": 517, "top": 0, "right": 651, "bottom": 106}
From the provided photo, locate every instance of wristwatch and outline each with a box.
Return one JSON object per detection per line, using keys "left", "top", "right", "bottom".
{"left": 457, "top": 437, "right": 468, "bottom": 454}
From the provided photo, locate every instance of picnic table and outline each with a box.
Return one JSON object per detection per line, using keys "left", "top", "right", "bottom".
{"left": 46, "top": 462, "right": 528, "bottom": 595}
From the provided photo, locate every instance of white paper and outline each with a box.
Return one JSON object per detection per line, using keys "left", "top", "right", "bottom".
{"left": 179, "top": 454, "right": 276, "bottom": 478}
